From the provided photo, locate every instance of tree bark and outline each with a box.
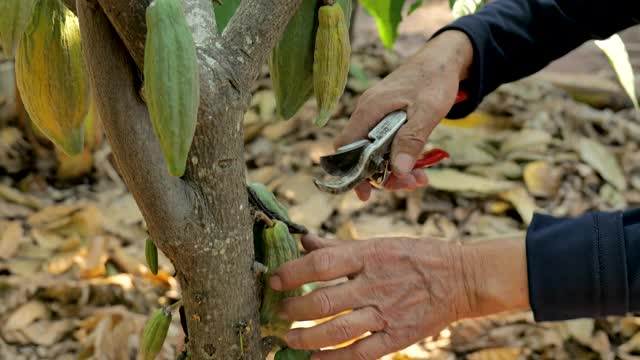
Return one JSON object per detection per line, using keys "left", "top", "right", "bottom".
{"left": 76, "top": 0, "right": 303, "bottom": 358}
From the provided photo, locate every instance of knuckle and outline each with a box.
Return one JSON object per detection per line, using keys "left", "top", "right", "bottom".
{"left": 381, "top": 332, "right": 401, "bottom": 350}
{"left": 330, "top": 318, "right": 353, "bottom": 343}
{"left": 351, "top": 348, "right": 372, "bottom": 360}
{"left": 368, "top": 307, "right": 388, "bottom": 331}
{"left": 311, "top": 250, "right": 334, "bottom": 276}
{"left": 397, "top": 131, "right": 426, "bottom": 152}
{"left": 314, "top": 289, "right": 334, "bottom": 317}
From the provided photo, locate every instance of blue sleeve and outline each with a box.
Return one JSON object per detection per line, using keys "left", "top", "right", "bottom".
{"left": 526, "top": 208, "right": 640, "bottom": 321}
{"left": 431, "top": 0, "right": 640, "bottom": 118}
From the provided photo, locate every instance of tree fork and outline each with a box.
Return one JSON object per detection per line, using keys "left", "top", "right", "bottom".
{"left": 76, "top": 0, "right": 305, "bottom": 358}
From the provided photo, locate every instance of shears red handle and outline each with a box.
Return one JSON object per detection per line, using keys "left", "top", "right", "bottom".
{"left": 386, "top": 90, "right": 467, "bottom": 183}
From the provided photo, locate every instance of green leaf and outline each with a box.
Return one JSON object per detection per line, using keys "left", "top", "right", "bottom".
{"left": 594, "top": 34, "right": 639, "bottom": 110}
{"left": 451, "top": 0, "right": 483, "bottom": 19}
{"left": 408, "top": 0, "right": 424, "bottom": 15}
{"left": 213, "top": 0, "right": 241, "bottom": 33}
{"left": 358, "top": 0, "right": 407, "bottom": 50}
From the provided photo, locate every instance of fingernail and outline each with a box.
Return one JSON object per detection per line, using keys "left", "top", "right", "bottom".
{"left": 393, "top": 153, "right": 414, "bottom": 176}
{"left": 269, "top": 275, "right": 282, "bottom": 290}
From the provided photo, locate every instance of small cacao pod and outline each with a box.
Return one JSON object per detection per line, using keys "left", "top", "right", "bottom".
{"left": 260, "top": 220, "right": 302, "bottom": 338}
{"left": 145, "top": 238, "right": 159, "bottom": 275}
{"left": 139, "top": 308, "right": 172, "bottom": 360}
{"left": 313, "top": 1, "right": 351, "bottom": 127}
{"left": 275, "top": 348, "right": 316, "bottom": 360}
{"left": 15, "top": 0, "right": 90, "bottom": 156}
{"left": 144, "top": 0, "right": 200, "bottom": 177}
{"left": 0, "top": 0, "right": 37, "bottom": 58}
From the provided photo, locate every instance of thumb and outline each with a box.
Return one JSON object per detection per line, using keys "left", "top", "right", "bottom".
{"left": 390, "top": 107, "right": 441, "bottom": 177}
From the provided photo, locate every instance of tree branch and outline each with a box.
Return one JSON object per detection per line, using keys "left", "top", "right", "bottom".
{"left": 220, "top": 0, "right": 303, "bottom": 90}
{"left": 76, "top": 0, "right": 193, "bottom": 248}
{"left": 95, "top": 0, "right": 149, "bottom": 70}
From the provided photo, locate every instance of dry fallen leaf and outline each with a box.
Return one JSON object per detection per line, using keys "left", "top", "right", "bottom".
{"left": 0, "top": 221, "right": 24, "bottom": 260}
{"left": 523, "top": 160, "right": 562, "bottom": 197}
{"left": 577, "top": 136, "right": 627, "bottom": 191}
{"left": 466, "top": 347, "right": 523, "bottom": 360}
{"left": 499, "top": 186, "right": 537, "bottom": 225}
{"left": 3, "top": 300, "right": 49, "bottom": 339}
{"left": 425, "top": 169, "right": 517, "bottom": 194}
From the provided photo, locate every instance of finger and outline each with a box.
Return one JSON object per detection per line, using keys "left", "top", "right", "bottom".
{"left": 302, "top": 234, "right": 342, "bottom": 252}
{"left": 279, "top": 281, "right": 362, "bottom": 321}
{"left": 384, "top": 175, "right": 417, "bottom": 191}
{"left": 390, "top": 107, "right": 442, "bottom": 177}
{"left": 335, "top": 96, "right": 408, "bottom": 150}
{"left": 412, "top": 169, "right": 428, "bottom": 187}
{"left": 355, "top": 182, "right": 372, "bottom": 202}
{"left": 311, "top": 331, "right": 403, "bottom": 360}
{"left": 270, "top": 246, "right": 363, "bottom": 291}
{"left": 285, "top": 307, "right": 387, "bottom": 350}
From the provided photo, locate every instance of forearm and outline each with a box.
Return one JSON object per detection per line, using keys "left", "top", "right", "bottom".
{"left": 461, "top": 236, "right": 530, "bottom": 319}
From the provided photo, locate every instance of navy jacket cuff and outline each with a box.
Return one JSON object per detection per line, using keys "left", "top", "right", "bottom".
{"left": 526, "top": 211, "right": 628, "bottom": 321}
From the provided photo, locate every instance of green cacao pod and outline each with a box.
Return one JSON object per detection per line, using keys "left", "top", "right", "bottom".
{"left": 248, "top": 182, "right": 290, "bottom": 221}
{"left": 260, "top": 220, "right": 302, "bottom": 338}
{"left": 15, "top": 0, "right": 90, "bottom": 156}
{"left": 139, "top": 308, "right": 172, "bottom": 360}
{"left": 275, "top": 348, "right": 316, "bottom": 360}
{"left": 145, "top": 238, "right": 159, "bottom": 275}
{"left": 270, "top": 0, "right": 352, "bottom": 121}
{"left": 269, "top": 0, "right": 317, "bottom": 120}
{"left": 0, "top": 0, "right": 37, "bottom": 58}
{"left": 144, "top": 0, "right": 200, "bottom": 177}
{"left": 313, "top": 1, "right": 352, "bottom": 127}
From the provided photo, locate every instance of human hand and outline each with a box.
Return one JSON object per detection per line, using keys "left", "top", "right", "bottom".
{"left": 336, "top": 30, "right": 474, "bottom": 201}
{"left": 269, "top": 234, "right": 529, "bottom": 360}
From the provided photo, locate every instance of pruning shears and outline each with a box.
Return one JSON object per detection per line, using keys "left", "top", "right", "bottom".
{"left": 313, "top": 91, "right": 468, "bottom": 194}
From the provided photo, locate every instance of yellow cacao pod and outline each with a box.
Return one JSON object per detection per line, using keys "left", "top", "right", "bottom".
{"left": 144, "top": 0, "right": 200, "bottom": 177}
{"left": 139, "top": 308, "right": 172, "bottom": 360}
{"left": 313, "top": 2, "right": 351, "bottom": 127}
{"left": 0, "top": 0, "right": 37, "bottom": 58}
{"left": 15, "top": 0, "right": 90, "bottom": 156}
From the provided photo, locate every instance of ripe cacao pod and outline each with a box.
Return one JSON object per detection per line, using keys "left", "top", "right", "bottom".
{"left": 145, "top": 238, "right": 159, "bottom": 275}
{"left": 270, "top": 0, "right": 352, "bottom": 121}
{"left": 139, "top": 308, "right": 172, "bottom": 360}
{"left": 15, "top": 0, "right": 90, "bottom": 156}
{"left": 275, "top": 348, "right": 316, "bottom": 360}
{"left": 313, "top": 1, "right": 352, "bottom": 127}
{"left": 260, "top": 220, "right": 302, "bottom": 338}
{"left": 0, "top": 0, "right": 37, "bottom": 58}
{"left": 144, "top": 0, "right": 200, "bottom": 177}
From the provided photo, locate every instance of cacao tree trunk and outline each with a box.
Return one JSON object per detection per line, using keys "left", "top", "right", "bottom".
{"left": 74, "top": 0, "right": 304, "bottom": 358}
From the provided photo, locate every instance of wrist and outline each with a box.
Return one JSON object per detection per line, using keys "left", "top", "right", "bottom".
{"left": 411, "top": 29, "right": 474, "bottom": 81}
{"left": 461, "top": 237, "right": 531, "bottom": 318}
